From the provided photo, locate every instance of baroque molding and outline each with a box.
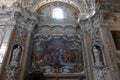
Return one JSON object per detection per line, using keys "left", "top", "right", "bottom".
{"left": 95, "top": 66, "right": 109, "bottom": 80}
{"left": 79, "top": 4, "right": 102, "bottom": 42}
{"left": 4, "top": 2, "right": 37, "bottom": 39}
{"left": 22, "top": 0, "right": 96, "bottom": 20}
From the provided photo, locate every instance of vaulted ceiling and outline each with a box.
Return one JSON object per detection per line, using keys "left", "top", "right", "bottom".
{"left": 0, "top": 0, "right": 120, "bottom": 20}
{"left": 23, "top": 0, "right": 96, "bottom": 19}
{"left": 1, "top": 0, "right": 120, "bottom": 12}
{"left": 25, "top": 0, "right": 96, "bottom": 20}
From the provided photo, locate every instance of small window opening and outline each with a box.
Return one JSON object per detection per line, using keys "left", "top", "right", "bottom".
{"left": 52, "top": 8, "right": 64, "bottom": 19}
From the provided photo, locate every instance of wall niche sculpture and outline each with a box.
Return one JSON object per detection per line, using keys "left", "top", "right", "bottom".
{"left": 6, "top": 44, "right": 23, "bottom": 80}
{"left": 92, "top": 45, "right": 105, "bottom": 67}
{"left": 9, "top": 44, "right": 23, "bottom": 67}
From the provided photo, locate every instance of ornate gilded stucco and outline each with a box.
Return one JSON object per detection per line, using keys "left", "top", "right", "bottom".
{"left": 0, "top": 0, "right": 120, "bottom": 80}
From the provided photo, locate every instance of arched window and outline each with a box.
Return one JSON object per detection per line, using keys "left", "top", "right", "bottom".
{"left": 52, "top": 8, "right": 64, "bottom": 19}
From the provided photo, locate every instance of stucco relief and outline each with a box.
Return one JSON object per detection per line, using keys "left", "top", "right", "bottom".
{"left": 22, "top": 0, "right": 95, "bottom": 19}
{"left": 15, "top": 25, "right": 28, "bottom": 39}
{"left": 5, "top": 2, "right": 37, "bottom": 39}
{"left": 95, "top": 67, "right": 109, "bottom": 80}
{"left": 34, "top": 25, "right": 77, "bottom": 35}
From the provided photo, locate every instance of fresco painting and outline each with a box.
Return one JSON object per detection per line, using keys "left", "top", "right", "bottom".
{"left": 31, "top": 35, "right": 83, "bottom": 73}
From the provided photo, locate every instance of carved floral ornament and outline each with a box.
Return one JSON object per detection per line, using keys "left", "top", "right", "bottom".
{"left": 2, "top": 0, "right": 96, "bottom": 20}
{"left": 23, "top": 0, "right": 96, "bottom": 20}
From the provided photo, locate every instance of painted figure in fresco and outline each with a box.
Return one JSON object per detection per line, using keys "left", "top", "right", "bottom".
{"left": 93, "top": 46, "right": 102, "bottom": 66}
{"left": 32, "top": 36, "right": 81, "bottom": 69}
{"left": 11, "top": 46, "right": 21, "bottom": 65}
{"left": 59, "top": 47, "right": 79, "bottom": 66}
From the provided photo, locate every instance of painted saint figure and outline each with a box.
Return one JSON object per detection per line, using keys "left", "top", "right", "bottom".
{"left": 11, "top": 46, "right": 21, "bottom": 66}
{"left": 93, "top": 46, "right": 102, "bottom": 66}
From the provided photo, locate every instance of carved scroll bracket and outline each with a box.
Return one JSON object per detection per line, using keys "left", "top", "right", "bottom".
{"left": 6, "top": 20, "right": 16, "bottom": 29}
{"left": 95, "top": 66, "right": 109, "bottom": 80}
{"left": 79, "top": 5, "right": 102, "bottom": 43}
{"left": 7, "top": 2, "right": 37, "bottom": 40}
{"left": 6, "top": 65, "right": 21, "bottom": 80}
